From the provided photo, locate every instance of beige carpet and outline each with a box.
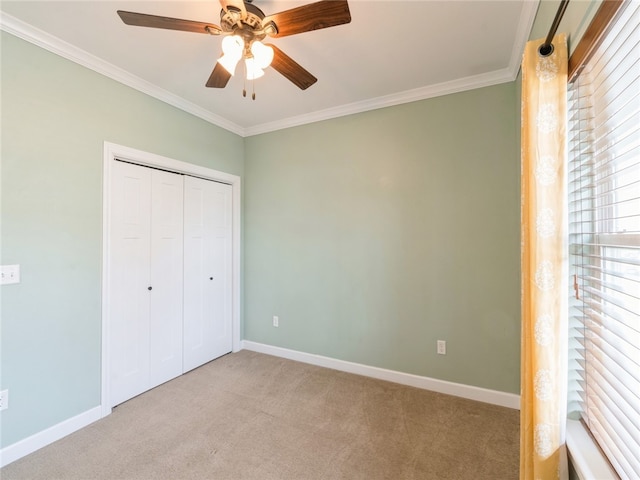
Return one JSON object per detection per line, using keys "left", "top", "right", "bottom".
{"left": 1, "top": 350, "right": 519, "bottom": 479}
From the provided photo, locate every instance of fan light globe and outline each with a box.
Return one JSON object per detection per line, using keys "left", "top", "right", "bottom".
{"left": 222, "top": 35, "right": 244, "bottom": 56}
{"left": 245, "top": 57, "right": 265, "bottom": 80}
{"left": 218, "top": 54, "right": 240, "bottom": 75}
{"left": 251, "top": 41, "right": 274, "bottom": 69}
{"left": 218, "top": 35, "right": 244, "bottom": 75}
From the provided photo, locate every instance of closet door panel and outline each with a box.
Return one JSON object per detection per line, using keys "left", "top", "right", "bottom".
{"left": 109, "top": 161, "right": 152, "bottom": 407}
{"left": 183, "top": 177, "right": 232, "bottom": 371}
{"left": 149, "top": 170, "right": 184, "bottom": 387}
{"left": 209, "top": 183, "right": 233, "bottom": 358}
{"left": 183, "top": 180, "right": 208, "bottom": 371}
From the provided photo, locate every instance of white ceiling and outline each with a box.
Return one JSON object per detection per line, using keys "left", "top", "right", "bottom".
{"left": 0, "top": 0, "right": 539, "bottom": 136}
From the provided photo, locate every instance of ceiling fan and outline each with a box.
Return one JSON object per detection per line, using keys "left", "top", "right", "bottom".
{"left": 117, "top": 0, "right": 351, "bottom": 97}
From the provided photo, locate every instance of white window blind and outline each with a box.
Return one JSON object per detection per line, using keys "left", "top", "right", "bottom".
{"left": 567, "top": 2, "right": 640, "bottom": 479}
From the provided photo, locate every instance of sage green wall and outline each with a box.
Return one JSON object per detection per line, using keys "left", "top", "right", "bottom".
{"left": 0, "top": 32, "right": 243, "bottom": 448}
{"left": 244, "top": 83, "right": 520, "bottom": 394}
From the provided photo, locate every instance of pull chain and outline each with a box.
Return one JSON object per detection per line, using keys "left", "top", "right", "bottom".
{"left": 240, "top": 60, "right": 256, "bottom": 99}
{"left": 242, "top": 67, "right": 247, "bottom": 97}
{"left": 242, "top": 59, "right": 247, "bottom": 97}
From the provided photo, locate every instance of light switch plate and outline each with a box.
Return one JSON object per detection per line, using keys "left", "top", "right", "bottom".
{"left": 0, "top": 390, "right": 8, "bottom": 411}
{"left": 0, "top": 265, "right": 20, "bottom": 285}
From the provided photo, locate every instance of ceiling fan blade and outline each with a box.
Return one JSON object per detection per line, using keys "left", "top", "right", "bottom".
{"left": 219, "top": 0, "right": 247, "bottom": 20}
{"left": 266, "top": 44, "right": 317, "bottom": 90}
{"left": 117, "top": 10, "right": 222, "bottom": 35}
{"left": 206, "top": 61, "right": 232, "bottom": 88}
{"left": 262, "top": 0, "right": 351, "bottom": 38}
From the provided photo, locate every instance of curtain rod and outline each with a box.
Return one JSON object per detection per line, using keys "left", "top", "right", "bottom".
{"left": 539, "top": 0, "right": 570, "bottom": 56}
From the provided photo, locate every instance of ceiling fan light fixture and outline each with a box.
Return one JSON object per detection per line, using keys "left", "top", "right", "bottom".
{"left": 117, "top": 0, "right": 353, "bottom": 92}
{"left": 221, "top": 34, "right": 244, "bottom": 55}
{"left": 245, "top": 57, "right": 265, "bottom": 80}
{"left": 218, "top": 34, "right": 244, "bottom": 74}
{"left": 218, "top": 54, "right": 241, "bottom": 75}
{"left": 250, "top": 40, "right": 274, "bottom": 69}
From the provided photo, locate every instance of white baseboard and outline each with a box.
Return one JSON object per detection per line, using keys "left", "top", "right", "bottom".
{"left": 0, "top": 346, "right": 519, "bottom": 468}
{"left": 241, "top": 341, "right": 520, "bottom": 410}
{"left": 0, "top": 406, "right": 102, "bottom": 468}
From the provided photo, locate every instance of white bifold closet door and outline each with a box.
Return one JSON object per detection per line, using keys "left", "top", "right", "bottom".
{"left": 109, "top": 161, "right": 184, "bottom": 406}
{"left": 183, "top": 176, "right": 232, "bottom": 372}
{"left": 109, "top": 161, "right": 232, "bottom": 408}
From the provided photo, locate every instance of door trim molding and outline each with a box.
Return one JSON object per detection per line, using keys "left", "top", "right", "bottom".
{"left": 101, "top": 141, "right": 242, "bottom": 418}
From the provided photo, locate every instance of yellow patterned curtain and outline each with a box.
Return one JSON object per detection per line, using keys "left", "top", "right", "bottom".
{"left": 520, "top": 34, "right": 569, "bottom": 480}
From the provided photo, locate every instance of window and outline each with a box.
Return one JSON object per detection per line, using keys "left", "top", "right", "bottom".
{"left": 567, "top": 1, "right": 640, "bottom": 478}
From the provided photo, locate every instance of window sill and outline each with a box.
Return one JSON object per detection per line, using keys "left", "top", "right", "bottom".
{"left": 566, "top": 419, "right": 618, "bottom": 480}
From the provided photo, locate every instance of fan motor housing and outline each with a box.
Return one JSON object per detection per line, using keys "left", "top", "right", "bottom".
{"left": 220, "top": 3, "right": 265, "bottom": 32}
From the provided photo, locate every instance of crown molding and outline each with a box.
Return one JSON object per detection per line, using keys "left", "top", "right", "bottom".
{"left": 245, "top": 67, "right": 514, "bottom": 136}
{"left": 2, "top": 0, "right": 538, "bottom": 138}
{"left": 0, "top": 12, "right": 245, "bottom": 137}
{"left": 231, "top": 0, "right": 540, "bottom": 137}
{"left": 508, "top": 0, "right": 541, "bottom": 80}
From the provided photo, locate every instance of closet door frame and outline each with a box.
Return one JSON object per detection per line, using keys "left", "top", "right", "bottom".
{"left": 101, "top": 141, "right": 241, "bottom": 418}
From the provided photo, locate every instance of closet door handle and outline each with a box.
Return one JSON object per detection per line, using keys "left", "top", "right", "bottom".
{"left": 209, "top": 277, "right": 213, "bottom": 280}
{"left": 148, "top": 286, "right": 153, "bottom": 291}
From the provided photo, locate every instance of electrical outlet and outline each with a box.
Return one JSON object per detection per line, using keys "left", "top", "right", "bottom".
{"left": 0, "top": 389, "right": 8, "bottom": 411}
{"left": 437, "top": 340, "right": 446, "bottom": 355}
{"left": 273, "top": 315, "right": 279, "bottom": 328}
